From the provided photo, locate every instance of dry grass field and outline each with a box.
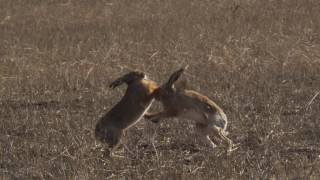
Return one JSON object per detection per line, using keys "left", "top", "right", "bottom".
{"left": 1, "top": 0, "right": 320, "bottom": 179}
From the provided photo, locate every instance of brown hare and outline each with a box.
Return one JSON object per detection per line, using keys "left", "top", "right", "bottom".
{"left": 145, "top": 67, "right": 238, "bottom": 153}
{"left": 95, "top": 71, "right": 158, "bottom": 157}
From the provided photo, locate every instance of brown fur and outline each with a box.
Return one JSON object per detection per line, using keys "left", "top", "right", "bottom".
{"left": 95, "top": 72, "right": 158, "bottom": 156}
{"left": 145, "top": 68, "right": 238, "bottom": 152}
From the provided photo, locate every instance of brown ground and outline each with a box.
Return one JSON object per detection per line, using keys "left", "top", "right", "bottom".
{"left": 0, "top": 0, "right": 320, "bottom": 179}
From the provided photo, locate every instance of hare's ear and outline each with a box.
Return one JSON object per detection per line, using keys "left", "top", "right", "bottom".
{"left": 166, "top": 67, "right": 186, "bottom": 88}
{"left": 109, "top": 75, "right": 127, "bottom": 89}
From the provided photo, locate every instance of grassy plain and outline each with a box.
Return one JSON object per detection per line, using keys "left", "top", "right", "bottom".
{"left": 0, "top": 0, "right": 319, "bottom": 179}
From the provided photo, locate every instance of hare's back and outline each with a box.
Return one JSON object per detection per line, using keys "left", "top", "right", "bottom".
{"left": 183, "top": 90, "right": 223, "bottom": 113}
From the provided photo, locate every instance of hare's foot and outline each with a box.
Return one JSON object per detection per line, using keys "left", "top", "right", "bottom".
{"left": 203, "top": 136, "right": 217, "bottom": 149}
{"left": 110, "top": 152, "right": 125, "bottom": 159}
{"left": 231, "top": 143, "right": 240, "bottom": 150}
{"left": 107, "top": 146, "right": 125, "bottom": 158}
{"left": 226, "top": 143, "right": 240, "bottom": 155}
{"left": 227, "top": 146, "right": 238, "bottom": 153}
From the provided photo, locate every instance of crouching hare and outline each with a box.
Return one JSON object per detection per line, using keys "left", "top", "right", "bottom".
{"left": 95, "top": 71, "right": 158, "bottom": 157}
{"left": 145, "top": 67, "right": 238, "bottom": 153}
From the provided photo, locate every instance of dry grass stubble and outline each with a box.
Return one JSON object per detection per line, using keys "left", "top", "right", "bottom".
{"left": 0, "top": 0, "right": 320, "bottom": 179}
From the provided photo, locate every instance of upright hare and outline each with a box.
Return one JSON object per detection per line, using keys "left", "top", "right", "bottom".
{"left": 95, "top": 71, "right": 158, "bottom": 157}
{"left": 145, "top": 67, "right": 238, "bottom": 152}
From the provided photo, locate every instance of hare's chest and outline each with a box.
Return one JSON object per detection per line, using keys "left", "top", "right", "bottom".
{"left": 142, "top": 80, "right": 158, "bottom": 94}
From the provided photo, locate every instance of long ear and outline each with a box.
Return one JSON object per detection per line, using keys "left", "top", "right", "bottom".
{"left": 109, "top": 74, "right": 129, "bottom": 89}
{"left": 165, "top": 67, "right": 186, "bottom": 88}
{"left": 109, "top": 77, "right": 124, "bottom": 89}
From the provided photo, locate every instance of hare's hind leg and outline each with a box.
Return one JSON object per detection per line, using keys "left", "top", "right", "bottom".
{"left": 195, "top": 123, "right": 218, "bottom": 150}
{"left": 99, "top": 128, "right": 124, "bottom": 158}
{"left": 213, "top": 127, "right": 238, "bottom": 153}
